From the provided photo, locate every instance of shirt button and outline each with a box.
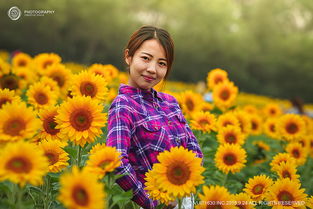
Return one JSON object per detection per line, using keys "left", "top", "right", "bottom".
{"left": 175, "top": 138, "right": 180, "bottom": 143}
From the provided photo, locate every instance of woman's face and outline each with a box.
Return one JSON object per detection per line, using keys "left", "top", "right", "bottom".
{"left": 125, "top": 39, "right": 168, "bottom": 90}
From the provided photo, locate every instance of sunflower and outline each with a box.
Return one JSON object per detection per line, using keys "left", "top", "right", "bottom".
{"left": 216, "top": 112, "right": 240, "bottom": 130}
{"left": 249, "top": 114, "right": 263, "bottom": 135}
{"left": 118, "top": 72, "right": 128, "bottom": 84}
{"left": 200, "top": 102, "right": 213, "bottom": 112}
{"left": 39, "top": 76, "right": 61, "bottom": 94}
{"left": 89, "top": 143, "right": 107, "bottom": 155}
{"left": 244, "top": 175, "right": 273, "bottom": 201}
{"left": 277, "top": 114, "right": 306, "bottom": 141}
{"left": 0, "top": 101, "right": 41, "bottom": 142}
{"left": 27, "top": 82, "right": 58, "bottom": 109}
{"left": 243, "top": 105, "right": 259, "bottom": 115}
{"left": 275, "top": 161, "right": 300, "bottom": 182}
{"left": 213, "top": 81, "right": 238, "bottom": 112}
{"left": 179, "top": 91, "right": 204, "bottom": 118}
{"left": 308, "top": 135, "right": 313, "bottom": 158}
{"left": 70, "top": 70, "right": 109, "bottom": 102}
{"left": 45, "top": 63, "right": 72, "bottom": 97}
{"left": 215, "top": 143, "right": 247, "bottom": 174}
{"left": 233, "top": 111, "right": 251, "bottom": 137}
{"left": 265, "top": 178, "right": 307, "bottom": 209}
{"left": 262, "top": 103, "right": 282, "bottom": 118}
{"left": 253, "top": 140, "right": 270, "bottom": 151}
{"left": 152, "top": 146, "right": 205, "bottom": 198}
{"left": 0, "top": 88, "right": 20, "bottom": 109}
{"left": 12, "top": 66, "right": 38, "bottom": 87}
{"left": 88, "top": 64, "right": 119, "bottom": 83}
{"left": 0, "top": 58, "right": 10, "bottom": 76}
{"left": 12, "top": 52, "right": 32, "bottom": 68}
{"left": 85, "top": 146, "right": 121, "bottom": 179}
{"left": 196, "top": 185, "right": 236, "bottom": 209}
{"left": 285, "top": 142, "right": 308, "bottom": 166}
{"left": 0, "top": 74, "right": 22, "bottom": 93}
{"left": 270, "top": 153, "right": 297, "bottom": 172}
{"left": 217, "top": 126, "right": 245, "bottom": 145}
{"left": 307, "top": 196, "right": 313, "bottom": 209}
{"left": 107, "top": 88, "right": 118, "bottom": 104}
{"left": 38, "top": 106, "right": 66, "bottom": 143}
{"left": 38, "top": 139, "right": 69, "bottom": 173}
{"left": 58, "top": 166, "right": 105, "bottom": 209}
{"left": 0, "top": 141, "right": 49, "bottom": 187}
{"left": 55, "top": 96, "right": 107, "bottom": 147}
{"left": 64, "top": 62, "right": 86, "bottom": 74}
{"left": 232, "top": 193, "right": 255, "bottom": 209}
{"left": 207, "top": 68, "right": 229, "bottom": 90}
{"left": 263, "top": 117, "right": 279, "bottom": 139}
{"left": 190, "top": 111, "right": 216, "bottom": 133}
{"left": 33, "top": 53, "right": 61, "bottom": 75}
{"left": 296, "top": 136, "right": 310, "bottom": 153}
{"left": 145, "top": 169, "right": 175, "bottom": 205}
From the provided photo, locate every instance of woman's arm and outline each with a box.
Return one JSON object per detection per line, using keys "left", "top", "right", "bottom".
{"left": 106, "top": 97, "right": 157, "bottom": 209}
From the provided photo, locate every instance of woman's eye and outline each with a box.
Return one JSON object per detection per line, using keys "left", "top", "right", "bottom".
{"left": 159, "top": 62, "right": 167, "bottom": 67}
{"left": 142, "top": 56, "right": 149, "bottom": 61}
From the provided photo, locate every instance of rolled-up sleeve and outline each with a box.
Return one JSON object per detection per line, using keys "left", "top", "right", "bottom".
{"left": 106, "top": 96, "right": 157, "bottom": 209}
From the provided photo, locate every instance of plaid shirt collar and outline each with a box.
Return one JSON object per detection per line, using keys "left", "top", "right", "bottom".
{"left": 118, "top": 84, "right": 163, "bottom": 102}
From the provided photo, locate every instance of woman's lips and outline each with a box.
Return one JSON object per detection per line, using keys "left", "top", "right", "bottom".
{"left": 142, "top": 75, "right": 155, "bottom": 81}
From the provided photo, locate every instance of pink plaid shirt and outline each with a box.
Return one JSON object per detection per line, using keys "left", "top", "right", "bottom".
{"left": 106, "top": 84, "right": 203, "bottom": 209}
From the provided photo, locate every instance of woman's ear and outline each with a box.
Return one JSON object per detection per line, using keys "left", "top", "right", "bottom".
{"left": 124, "top": 49, "right": 131, "bottom": 65}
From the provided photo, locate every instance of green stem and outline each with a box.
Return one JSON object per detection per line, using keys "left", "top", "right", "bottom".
{"left": 77, "top": 145, "right": 82, "bottom": 167}
{"left": 177, "top": 198, "right": 182, "bottom": 209}
{"left": 222, "top": 173, "right": 229, "bottom": 186}
{"left": 15, "top": 184, "right": 24, "bottom": 209}
{"left": 43, "top": 175, "right": 51, "bottom": 209}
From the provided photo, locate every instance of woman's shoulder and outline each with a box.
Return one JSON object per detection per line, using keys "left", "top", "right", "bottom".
{"left": 158, "top": 91, "right": 179, "bottom": 105}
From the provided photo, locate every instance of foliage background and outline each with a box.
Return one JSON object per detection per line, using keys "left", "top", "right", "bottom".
{"left": 1, "top": 0, "right": 313, "bottom": 102}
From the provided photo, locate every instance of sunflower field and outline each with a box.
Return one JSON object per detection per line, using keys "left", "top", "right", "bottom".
{"left": 0, "top": 51, "right": 313, "bottom": 209}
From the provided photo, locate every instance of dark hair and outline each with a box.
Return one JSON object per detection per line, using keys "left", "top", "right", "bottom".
{"left": 125, "top": 25, "right": 174, "bottom": 79}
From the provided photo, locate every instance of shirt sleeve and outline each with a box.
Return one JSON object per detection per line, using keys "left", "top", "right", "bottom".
{"left": 106, "top": 97, "right": 157, "bottom": 209}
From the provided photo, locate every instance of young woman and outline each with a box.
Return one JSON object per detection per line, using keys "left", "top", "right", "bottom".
{"left": 106, "top": 26, "right": 203, "bottom": 209}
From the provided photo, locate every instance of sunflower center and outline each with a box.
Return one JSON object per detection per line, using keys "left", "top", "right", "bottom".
{"left": 282, "top": 170, "right": 291, "bottom": 179}
{"left": 18, "top": 60, "right": 27, "bottom": 67}
{"left": 310, "top": 141, "right": 313, "bottom": 148}
{"left": 252, "top": 184, "right": 264, "bottom": 195}
{"left": 43, "top": 60, "right": 53, "bottom": 69}
{"left": 80, "top": 82, "right": 97, "bottom": 97}
{"left": 70, "top": 109, "right": 92, "bottom": 131}
{"left": 45, "top": 152, "right": 59, "bottom": 165}
{"left": 214, "top": 76, "right": 223, "bottom": 84}
{"left": 185, "top": 98, "right": 194, "bottom": 112}
{"left": 51, "top": 73, "right": 65, "bottom": 87}
{"left": 223, "top": 153, "right": 237, "bottom": 165}
{"left": 252, "top": 121, "right": 258, "bottom": 130}
{"left": 34, "top": 92, "right": 48, "bottom": 105}
{"left": 72, "top": 186, "right": 89, "bottom": 206}
{"left": 277, "top": 191, "right": 294, "bottom": 204}
{"left": 166, "top": 163, "right": 191, "bottom": 185}
{"left": 225, "top": 133, "right": 236, "bottom": 144}
{"left": 222, "top": 121, "right": 233, "bottom": 127}
{"left": 199, "top": 119, "right": 209, "bottom": 127}
{"left": 286, "top": 123, "right": 298, "bottom": 134}
{"left": 270, "top": 109, "right": 276, "bottom": 115}
{"left": 98, "top": 159, "right": 111, "bottom": 169}
{"left": 0, "top": 75, "right": 19, "bottom": 90}
{"left": 3, "top": 118, "right": 25, "bottom": 136}
{"left": 6, "top": 157, "right": 32, "bottom": 173}
{"left": 43, "top": 115, "right": 60, "bottom": 135}
{"left": 292, "top": 149, "right": 300, "bottom": 158}
{"left": 270, "top": 124, "right": 275, "bottom": 132}
{"left": 219, "top": 89, "right": 230, "bottom": 101}
{"left": 0, "top": 97, "right": 11, "bottom": 108}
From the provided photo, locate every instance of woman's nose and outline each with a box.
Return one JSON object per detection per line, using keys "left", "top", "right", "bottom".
{"left": 146, "top": 63, "right": 157, "bottom": 74}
